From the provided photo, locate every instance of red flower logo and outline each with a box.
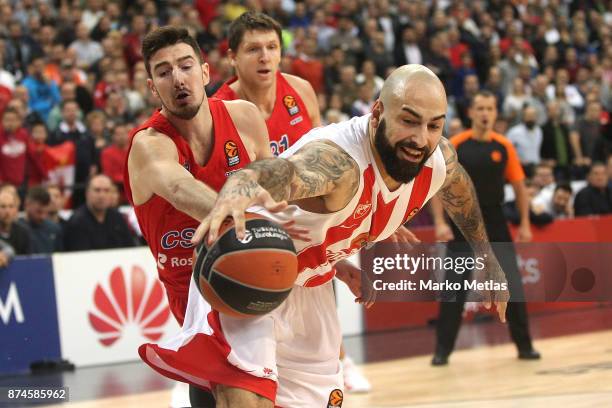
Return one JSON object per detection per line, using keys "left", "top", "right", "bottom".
{"left": 88, "top": 266, "right": 170, "bottom": 346}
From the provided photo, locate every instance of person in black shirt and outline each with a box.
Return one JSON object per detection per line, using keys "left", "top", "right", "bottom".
{"left": 20, "top": 186, "right": 63, "bottom": 254}
{"left": 540, "top": 100, "right": 575, "bottom": 182}
{"left": 574, "top": 163, "right": 612, "bottom": 216}
{"left": 64, "top": 174, "right": 136, "bottom": 251}
{"left": 0, "top": 187, "right": 32, "bottom": 255}
{"left": 431, "top": 90, "right": 540, "bottom": 365}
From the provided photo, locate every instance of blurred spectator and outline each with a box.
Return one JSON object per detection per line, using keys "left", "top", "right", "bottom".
{"left": 447, "top": 118, "right": 465, "bottom": 138}
{"left": 87, "top": 110, "right": 110, "bottom": 159}
{"left": 21, "top": 56, "right": 61, "bottom": 122}
{"left": 575, "top": 101, "right": 604, "bottom": 163}
{"left": 328, "top": 15, "right": 362, "bottom": 65}
{"left": 50, "top": 100, "right": 96, "bottom": 208}
{"left": 291, "top": 37, "right": 324, "bottom": 94}
{"left": 529, "top": 74, "right": 550, "bottom": 126}
{"left": 540, "top": 100, "right": 574, "bottom": 181}
{"left": 333, "top": 65, "right": 358, "bottom": 114}
{"left": 483, "top": 66, "right": 504, "bottom": 109}
{"left": 0, "top": 186, "right": 31, "bottom": 255}
{"left": 546, "top": 68, "right": 584, "bottom": 112}
{"left": 64, "top": 174, "right": 135, "bottom": 251}
{"left": 69, "top": 23, "right": 104, "bottom": 70}
{"left": 507, "top": 105, "right": 543, "bottom": 176}
{"left": 504, "top": 179, "right": 553, "bottom": 226}
{"left": 0, "top": 49, "right": 16, "bottom": 91}
{"left": 47, "top": 82, "right": 84, "bottom": 132}
{"left": 424, "top": 31, "right": 452, "bottom": 90}
{"left": 531, "top": 163, "right": 557, "bottom": 209}
{"left": 574, "top": 163, "right": 612, "bottom": 216}
{"left": 455, "top": 74, "right": 480, "bottom": 128}
{"left": 100, "top": 124, "right": 129, "bottom": 200}
{"left": 394, "top": 25, "right": 423, "bottom": 66}
{"left": 542, "top": 183, "right": 574, "bottom": 220}
{"left": 103, "top": 92, "right": 134, "bottom": 128}
{"left": 323, "top": 47, "right": 346, "bottom": 95}
{"left": 502, "top": 77, "right": 533, "bottom": 126}
{"left": 4, "top": 20, "right": 42, "bottom": 79}
{"left": 0, "top": 107, "right": 29, "bottom": 187}
{"left": 25, "top": 122, "right": 49, "bottom": 186}
{"left": 123, "top": 15, "right": 148, "bottom": 68}
{"left": 0, "top": 239, "right": 14, "bottom": 268}
{"left": 355, "top": 60, "right": 384, "bottom": 97}
{"left": 350, "top": 83, "right": 374, "bottom": 117}
{"left": 20, "top": 186, "right": 63, "bottom": 253}
{"left": 47, "top": 184, "right": 67, "bottom": 226}
{"left": 324, "top": 93, "right": 349, "bottom": 125}
{"left": 6, "top": 94, "right": 42, "bottom": 129}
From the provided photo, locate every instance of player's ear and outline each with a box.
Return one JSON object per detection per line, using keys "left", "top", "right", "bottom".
{"left": 371, "top": 99, "right": 383, "bottom": 128}
{"left": 227, "top": 49, "right": 237, "bottom": 67}
{"left": 147, "top": 78, "right": 159, "bottom": 99}
{"left": 201, "top": 62, "right": 210, "bottom": 86}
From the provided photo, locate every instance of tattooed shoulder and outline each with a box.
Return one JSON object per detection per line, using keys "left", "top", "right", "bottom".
{"left": 289, "top": 140, "right": 360, "bottom": 200}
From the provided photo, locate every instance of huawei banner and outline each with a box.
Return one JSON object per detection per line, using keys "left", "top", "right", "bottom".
{"left": 52, "top": 248, "right": 180, "bottom": 367}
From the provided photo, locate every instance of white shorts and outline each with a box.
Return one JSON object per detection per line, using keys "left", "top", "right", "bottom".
{"left": 139, "top": 278, "right": 344, "bottom": 408}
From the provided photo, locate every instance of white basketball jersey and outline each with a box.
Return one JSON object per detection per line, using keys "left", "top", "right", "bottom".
{"left": 253, "top": 114, "right": 447, "bottom": 287}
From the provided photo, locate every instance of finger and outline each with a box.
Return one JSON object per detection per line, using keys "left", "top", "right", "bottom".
{"left": 496, "top": 300, "right": 507, "bottom": 323}
{"left": 192, "top": 216, "right": 211, "bottom": 245}
{"left": 403, "top": 228, "right": 421, "bottom": 244}
{"left": 482, "top": 290, "right": 492, "bottom": 310}
{"left": 207, "top": 212, "right": 227, "bottom": 245}
{"left": 257, "top": 190, "right": 287, "bottom": 212}
{"left": 232, "top": 210, "right": 246, "bottom": 239}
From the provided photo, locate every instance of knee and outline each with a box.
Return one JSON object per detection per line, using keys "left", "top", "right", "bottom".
{"left": 214, "top": 385, "right": 273, "bottom": 408}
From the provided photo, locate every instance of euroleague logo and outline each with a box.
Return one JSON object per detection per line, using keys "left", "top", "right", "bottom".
{"left": 225, "top": 140, "right": 240, "bottom": 167}
{"left": 238, "top": 229, "right": 253, "bottom": 244}
{"left": 88, "top": 266, "right": 170, "bottom": 346}
{"left": 283, "top": 95, "right": 300, "bottom": 116}
{"left": 327, "top": 389, "right": 343, "bottom": 407}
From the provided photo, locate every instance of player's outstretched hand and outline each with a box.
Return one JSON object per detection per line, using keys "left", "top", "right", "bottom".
{"left": 335, "top": 261, "right": 377, "bottom": 309}
{"left": 192, "top": 171, "right": 287, "bottom": 245}
{"left": 473, "top": 254, "right": 510, "bottom": 322}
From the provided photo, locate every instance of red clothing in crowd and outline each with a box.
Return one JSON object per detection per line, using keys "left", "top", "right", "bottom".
{"left": 101, "top": 144, "right": 128, "bottom": 184}
{"left": 26, "top": 140, "right": 48, "bottom": 186}
{"left": 290, "top": 57, "right": 324, "bottom": 94}
{"left": 0, "top": 126, "right": 29, "bottom": 186}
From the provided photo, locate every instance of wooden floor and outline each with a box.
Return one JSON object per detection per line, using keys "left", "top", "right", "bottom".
{"left": 45, "top": 329, "right": 612, "bottom": 407}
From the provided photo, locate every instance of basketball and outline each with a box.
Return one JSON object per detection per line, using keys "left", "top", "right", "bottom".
{"left": 192, "top": 213, "right": 298, "bottom": 318}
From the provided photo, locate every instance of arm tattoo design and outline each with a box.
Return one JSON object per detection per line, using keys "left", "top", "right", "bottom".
{"left": 438, "top": 138, "right": 489, "bottom": 246}
{"left": 243, "top": 141, "right": 359, "bottom": 202}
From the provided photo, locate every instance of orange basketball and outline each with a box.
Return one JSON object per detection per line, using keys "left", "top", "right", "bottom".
{"left": 192, "top": 214, "right": 298, "bottom": 318}
{"left": 224, "top": 141, "right": 238, "bottom": 158}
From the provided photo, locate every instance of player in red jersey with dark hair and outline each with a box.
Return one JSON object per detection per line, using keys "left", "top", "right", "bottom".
{"left": 124, "top": 26, "right": 280, "bottom": 407}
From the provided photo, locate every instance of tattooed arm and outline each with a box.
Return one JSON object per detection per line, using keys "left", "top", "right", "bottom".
{"left": 193, "top": 139, "right": 360, "bottom": 243}
{"left": 436, "top": 137, "right": 509, "bottom": 321}
{"left": 436, "top": 137, "right": 489, "bottom": 245}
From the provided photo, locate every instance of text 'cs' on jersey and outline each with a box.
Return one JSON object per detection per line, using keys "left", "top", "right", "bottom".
{"left": 224, "top": 140, "right": 240, "bottom": 166}
{"left": 283, "top": 95, "right": 300, "bottom": 116}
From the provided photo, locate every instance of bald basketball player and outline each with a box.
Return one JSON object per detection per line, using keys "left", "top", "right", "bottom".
{"left": 139, "top": 65, "right": 510, "bottom": 408}
{"left": 124, "top": 26, "right": 281, "bottom": 407}
{"left": 215, "top": 11, "right": 393, "bottom": 393}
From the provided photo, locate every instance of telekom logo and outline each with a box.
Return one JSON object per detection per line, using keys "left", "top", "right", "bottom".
{"left": 88, "top": 266, "right": 170, "bottom": 347}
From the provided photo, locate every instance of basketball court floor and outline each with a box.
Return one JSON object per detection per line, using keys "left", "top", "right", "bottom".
{"left": 2, "top": 304, "right": 611, "bottom": 407}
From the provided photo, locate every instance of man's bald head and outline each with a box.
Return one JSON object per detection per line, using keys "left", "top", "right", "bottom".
{"left": 379, "top": 65, "right": 446, "bottom": 109}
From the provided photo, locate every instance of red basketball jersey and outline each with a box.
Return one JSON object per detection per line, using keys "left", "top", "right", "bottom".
{"left": 123, "top": 98, "right": 251, "bottom": 309}
{"left": 213, "top": 72, "right": 313, "bottom": 156}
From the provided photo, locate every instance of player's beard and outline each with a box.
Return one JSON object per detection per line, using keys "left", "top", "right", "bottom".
{"left": 374, "top": 118, "right": 430, "bottom": 183}
{"left": 160, "top": 91, "right": 204, "bottom": 120}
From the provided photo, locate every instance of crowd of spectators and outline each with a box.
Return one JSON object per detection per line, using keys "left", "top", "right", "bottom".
{"left": 1, "top": 0, "right": 612, "bottom": 257}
